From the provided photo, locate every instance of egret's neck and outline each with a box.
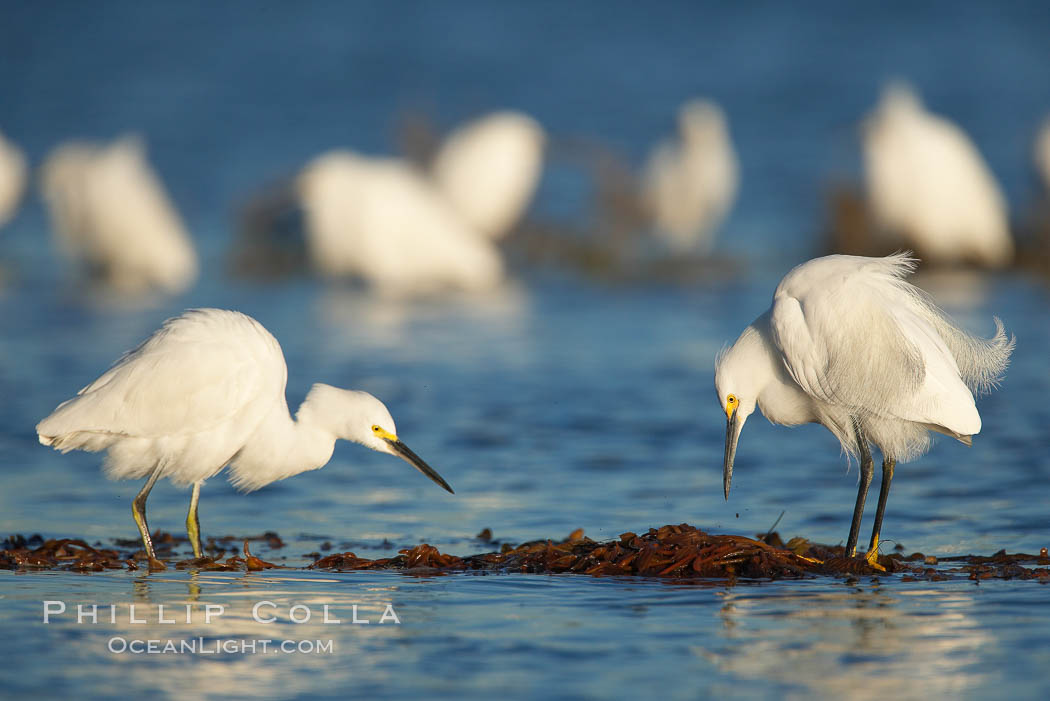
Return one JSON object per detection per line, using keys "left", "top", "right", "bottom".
{"left": 724, "top": 312, "right": 814, "bottom": 426}
{"left": 227, "top": 397, "right": 337, "bottom": 492}
{"left": 732, "top": 320, "right": 780, "bottom": 398}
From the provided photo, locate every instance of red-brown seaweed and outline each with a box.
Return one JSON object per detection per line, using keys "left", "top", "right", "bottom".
{"left": 4, "top": 526, "right": 1048, "bottom": 582}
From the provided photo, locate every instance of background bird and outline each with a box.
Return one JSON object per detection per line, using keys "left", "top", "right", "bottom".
{"left": 296, "top": 150, "right": 505, "bottom": 296}
{"left": 430, "top": 110, "right": 546, "bottom": 240}
{"left": 0, "top": 128, "right": 27, "bottom": 227}
{"left": 862, "top": 85, "right": 1013, "bottom": 268}
{"left": 1035, "top": 117, "right": 1050, "bottom": 194}
{"left": 36, "top": 308, "right": 453, "bottom": 570}
{"left": 642, "top": 99, "right": 738, "bottom": 254}
{"left": 39, "top": 135, "right": 198, "bottom": 294}
{"left": 715, "top": 253, "right": 1013, "bottom": 560}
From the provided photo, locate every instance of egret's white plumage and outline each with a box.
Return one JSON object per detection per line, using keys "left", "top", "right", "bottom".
{"left": 430, "top": 110, "right": 546, "bottom": 240}
{"left": 40, "top": 136, "right": 198, "bottom": 294}
{"left": 0, "top": 129, "right": 27, "bottom": 227}
{"left": 37, "top": 308, "right": 452, "bottom": 565}
{"left": 642, "top": 99, "right": 738, "bottom": 253}
{"left": 1035, "top": 117, "right": 1050, "bottom": 193}
{"left": 297, "top": 151, "right": 504, "bottom": 295}
{"left": 862, "top": 85, "right": 1013, "bottom": 268}
{"left": 716, "top": 253, "right": 1013, "bottom": 557}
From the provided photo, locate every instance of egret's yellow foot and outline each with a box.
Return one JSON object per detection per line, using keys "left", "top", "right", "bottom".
{"left": 865, "top": 535, "right": 886, "bottom": 571}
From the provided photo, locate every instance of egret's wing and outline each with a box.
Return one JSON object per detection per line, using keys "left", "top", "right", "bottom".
{"left": 769, "top": 255, "right": 977, "bottom": 432}
{"left": 768, "top": 294, "right": 844, "bottom": 403}
{"left": 887, "top": 304, "right": 982, "bottom": 435}
{"left": 39, "top": 310, "right": 284, "bottom": 441}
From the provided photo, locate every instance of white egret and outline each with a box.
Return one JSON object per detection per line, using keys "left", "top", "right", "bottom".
{"left": 0, "top": 128, "right": 27, "bottom": 227}
{"left": 297, "top": 151, "right": 504, "bottom": 295}
{"left": 1035, "top": 117, "right": 1050, "bottom": 193}
{"left": 39, "top": 136, "right": 198, "bottom": 294}
{"left": 715, "top": 253, "right": 1013, "bottom": 560}
{"left": 430, "top": 110, "right": 546, "bottom": 240}
{"left": 36, "top": 308, "right": 453, "bottom": 570}
{"left": 862, "top": 85, "right": 1013, "bottom": 268}
{"left": 642, "top": 99, "right": 738, "bottom": 254}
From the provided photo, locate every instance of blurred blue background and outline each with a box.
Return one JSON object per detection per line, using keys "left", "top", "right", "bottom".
{"left": 3, "top": 1, "right": 1049, "bottom": 269}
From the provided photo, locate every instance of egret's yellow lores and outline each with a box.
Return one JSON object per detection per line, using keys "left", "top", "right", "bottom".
{"left": 716, "top": 253, "right": 1013, "bottom": 560}
{"left": 37, "top": 309, "right": 453, "bottom": 570}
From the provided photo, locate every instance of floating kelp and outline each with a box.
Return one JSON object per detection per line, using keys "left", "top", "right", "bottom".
{"left": 172, "top": 540, "right": 282, "bottom": 572}
{"left": 309, "top": 524, "right": 887, "bottom": 579}
{"left": 0, "top": 532, "right": 281, "bottom": 573}
{"left": 0, "top": 535, "right": 126, "bottom": 572}
{"left": 310, "top": 524, "right": 1050, "bottom": 582}
{"left": 3, "top": 526, "right": 1048, "bottom": 582}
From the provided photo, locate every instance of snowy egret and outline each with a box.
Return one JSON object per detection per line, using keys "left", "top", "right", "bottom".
{"left": 430, "top": 111, "right": 546, "bottom": 240}
{"left": 642, "top": 99, "right": 738, "bottom": 254}
{"left": 37, "top": 309, "right": 453, "bottom": 570}
{"left": 40, "top": 136, "right": 198, "bottom": 294}
{"left": 297, "top": 151, "right": 504, "bottom": 295}
{"left": 0, "top": 128, "right": 27, "bottom": 227}
{"left": 1035, "top": 117, "right": 1050, "bottom": 193}
{"left": 715, "top": 253, "right": 1013, "bottom": 559}
{"left": 862, "top": 85, "right": 1013, "bottom": 268}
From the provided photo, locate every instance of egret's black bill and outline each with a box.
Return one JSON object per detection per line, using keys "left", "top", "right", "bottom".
{"left": 385, "top": 438, "right": 454, "bottom": 494}
{"left": 723, "top": 412, "right": 739, "bottom": 501}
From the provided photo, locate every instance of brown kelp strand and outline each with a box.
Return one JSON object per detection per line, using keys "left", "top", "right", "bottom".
{"left": 309, "top": 524, "right": 1049, "bottom": 581}
{"left": 4, "top": 527, "right": 1049, "bottom": 581}
{"left": 0, "top": 535, "right": 125, "bottom": 572}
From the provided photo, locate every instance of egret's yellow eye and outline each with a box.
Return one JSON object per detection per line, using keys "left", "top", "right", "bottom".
{"left": 371, "top": 425, "right": 382, "bottom": 434}
{"left": 724, "top": 394, "right": 739, "bottom": 421}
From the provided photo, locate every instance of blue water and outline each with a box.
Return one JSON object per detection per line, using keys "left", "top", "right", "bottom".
{"left": 2, "top": 3, "right": 1050, "bottom": 699}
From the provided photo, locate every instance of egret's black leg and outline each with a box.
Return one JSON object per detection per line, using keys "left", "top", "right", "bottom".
{"left": 845, "top": 424, "right": 873, "bottom": 558}
{"left": 132, "top": 464, "right": 166, "bottom": 571}
{"left": 867, "top": 458, "right": 895, "bottom": 553}
{"left": 186, "top": 481, "right": 204, "bottom": 558}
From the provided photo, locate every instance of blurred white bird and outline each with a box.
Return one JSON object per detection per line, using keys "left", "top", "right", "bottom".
{"left": 40, "top": 136, "right": 198, "bottom": 294}
{"left": 37, "top": 308, "right": 453, "bottom": 570}
{"left": 715, "top": 254, "right": 1012, "bottom": 561}
{"left": 862, "top": 85, "right": 1013, "bottom": 268}
{"left": 0, "top": 129, "right": 27, "bottom": 227}
{"left": 430, "top": 110, "right": 546, "bottom": 240}
{"left": 297, "top": 151, "right": 504, "bottom": 296}
{"left": 1035, "top": 117, "right": 1050, "bottom": 194}
{"left": 642, "top": 99, "right": 738, "bottom": 254}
